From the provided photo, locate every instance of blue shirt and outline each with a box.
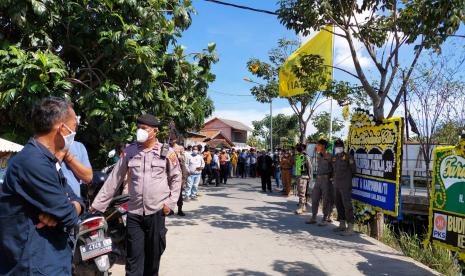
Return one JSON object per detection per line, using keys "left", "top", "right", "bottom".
{"left": 61, "top": 141, "right": 91, "bottom": 198}
{"left": 0, "top": 139, "right": 83, "bottom": 275}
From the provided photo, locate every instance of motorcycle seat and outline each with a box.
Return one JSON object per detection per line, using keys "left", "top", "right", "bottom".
{"left": 109, "top": 194, "right": 129, "bottom": 207}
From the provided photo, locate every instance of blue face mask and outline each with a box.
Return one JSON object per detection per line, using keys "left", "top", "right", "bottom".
{"left": 192, "top": 150, "right": 198, "bottom": 155}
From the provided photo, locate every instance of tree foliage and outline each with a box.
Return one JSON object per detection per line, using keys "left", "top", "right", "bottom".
{"left": 277, "top": 0, "right": 465, "bottom": 120}
{"left": 252, "top": 113, "right": 299, "bottom": 149}
{"left": 246, "top": 38, "right": 355, "bottom": 143}
{"left": 307, "top": 111, "right": 344, "bottom": 142}
{"left": 0, "top": 0, "right": 218, "bottom": 166}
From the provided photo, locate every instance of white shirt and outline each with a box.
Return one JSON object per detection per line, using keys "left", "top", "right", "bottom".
{"left": 186, "top": 154, "right": 205, "bottom": 174}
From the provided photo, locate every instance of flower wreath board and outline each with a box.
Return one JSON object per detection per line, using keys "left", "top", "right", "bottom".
{"left": 347, "top": 110, "right": 403, "bottom": 217}
{"left": 424, "top": 134, "right": 465, "bottom": 260}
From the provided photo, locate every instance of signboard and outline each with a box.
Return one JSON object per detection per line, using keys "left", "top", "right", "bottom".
{"left": 425, "top": 136, "right": 465, "bottom": 259}
{"left": 347, "top": 110, "right": 403, "bottom": 217}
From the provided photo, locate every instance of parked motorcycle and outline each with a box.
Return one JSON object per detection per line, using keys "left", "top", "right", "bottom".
{"left": 73, "top": 150, "right": 128, "bottom": 275}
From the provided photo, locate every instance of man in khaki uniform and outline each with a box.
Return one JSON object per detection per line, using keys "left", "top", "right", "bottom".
{"left": 91, "top": 114, "right": 181, "bottom": 276}
{"left": 306, "top": 139, "right": 333, "bottom": 225}
{"left": 332, "top": 139, "right": 357, "bottom": 235}
{"left": 295, "top": 144, "right": 312, "bottom": 215}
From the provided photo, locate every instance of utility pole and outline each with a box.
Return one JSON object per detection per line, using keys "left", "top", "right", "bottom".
{"left": 270, "top": 99, "right": 273, "bottom": 151}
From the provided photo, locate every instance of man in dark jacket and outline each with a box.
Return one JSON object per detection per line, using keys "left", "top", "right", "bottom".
{"left": 0, "top": 97, "right": 84, "bottom": 275}
{"left": 257, "top": 150, "right": 273, "bottom": 192}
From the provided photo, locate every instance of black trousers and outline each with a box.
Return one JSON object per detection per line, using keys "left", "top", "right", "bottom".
{"left": 202, "top": 164, "right": 211, "bottom": 184}
{"left": 177, "top": 186, "right": 183, "bottom": 210}
{"left": 220, "top": 164, "right": 229, "bottom": 184}
{"left": 250, "top": 164, "right": 257, "bottom": 177}
{"left": 126, "top": 211, "right": 167, "bottom": 276}
{"left": 212, "top": 168, "right": 220, "bottom": 185}
{"left": 261, "top": 172, "right": 272, "bottom": 192}
{"left": 237, "top": 162, "right": 244, "bottom": 178}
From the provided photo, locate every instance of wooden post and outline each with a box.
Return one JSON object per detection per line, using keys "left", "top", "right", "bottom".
{"left": 370, "top": 212, "right": 384, "bottom": 240}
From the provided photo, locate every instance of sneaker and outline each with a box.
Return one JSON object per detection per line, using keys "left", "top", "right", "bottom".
{"left": 318, "top": 220, "right": 328, "bottom": 226}
{"left": 190, "top": 196, "right": 198, "bottom": 201}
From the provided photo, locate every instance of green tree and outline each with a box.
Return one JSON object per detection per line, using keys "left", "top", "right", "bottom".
{"left": 432, "top": 120, "right": 464, "bottom": 145}
{"left": 246, "top": 38, "right": 354, "bottom": 143}
{"left": 0, "top": 0, "right": 218, "bottom": 166}
{"left": 252, "top": 113, "right": 299, "bottom": 149}
{"left": 277, "top": 0, "right": 464, "bottom": 121}
{"left": 246, "top": 135, "right": 266, "bottom": 150}
{"left": 307, "top": 111, "right": 344, "bottom": 142}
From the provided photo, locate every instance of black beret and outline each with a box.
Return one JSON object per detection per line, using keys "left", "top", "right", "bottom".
{"left": 137, "top": 114, "right": 160, "bottom": 127}
{"left": 317, "top": 139, "right": 329, "bottom": 148}
{"left": 335, "top": 139, "right": 344, "bottom": 147}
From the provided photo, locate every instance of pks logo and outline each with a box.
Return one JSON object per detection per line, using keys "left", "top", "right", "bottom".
{"left": 433, "top": 213, "right": 447, "bottom": 240}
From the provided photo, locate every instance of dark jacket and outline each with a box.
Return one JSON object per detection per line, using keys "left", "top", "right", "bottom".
{"left": 257, "top": 155, "right": 273, "bottom": 175}
{"left": 332, "top": 152, "right": 356, "bottom": 189}
{"left": 0, "top": 139, "right": 83, "bottom": 275}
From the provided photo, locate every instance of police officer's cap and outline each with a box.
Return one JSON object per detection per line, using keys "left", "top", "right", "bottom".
{"left": 335, "top": 139, "right": 344, "bottom": 147}
{"left": 137, "top": 114, "right": 160, "bottom": 127}
{"left": 317, "top": 139, "right": 328, "bottom": 148}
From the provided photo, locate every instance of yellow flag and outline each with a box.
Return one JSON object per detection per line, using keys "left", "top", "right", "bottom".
{"left": 279, "top": 25, "right": 333, "bottom": 97}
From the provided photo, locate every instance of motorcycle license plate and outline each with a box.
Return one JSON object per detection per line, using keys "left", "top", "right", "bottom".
{"left": 80, "top": 238, "right": 112, "bottom": 261}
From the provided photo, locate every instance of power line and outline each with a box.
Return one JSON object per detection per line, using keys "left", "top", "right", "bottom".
{"left": 203, "top": 0, "right": 277, "bottom": 15}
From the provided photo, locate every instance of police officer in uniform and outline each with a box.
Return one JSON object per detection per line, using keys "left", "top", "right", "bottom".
{"left": 332, "top": 139, "right": 356, "bottom": 235}
{"left": 91, "top": 114, "right": 181, "bottom": 276}
{"left": 306, "top": 139, "right": 333, "bottom": 225}
{"left": 295, "top": 144, "right": 312, "bottom": 215}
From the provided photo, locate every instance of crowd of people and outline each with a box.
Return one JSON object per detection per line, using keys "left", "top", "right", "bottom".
{"left": 174, "top": 139, "right": 357, "bottom": 236}
{"left": 246, "top": 139, "right": 357, "bottom": 236}
{"left": 0, "top": 96, "right": 357, "bottom": 276}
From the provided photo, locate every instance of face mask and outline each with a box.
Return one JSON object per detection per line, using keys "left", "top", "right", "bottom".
{"left": 62, "top": 123, "right": 76, "bottom": 151}
{"left": 136, "top": 128, "right": 149, "bottom": 143}
{"left": 335, "top": 147, "right": 344, "bottom": 154}
{"left": 192, "top": 150, "right": 198, "bottom": 155}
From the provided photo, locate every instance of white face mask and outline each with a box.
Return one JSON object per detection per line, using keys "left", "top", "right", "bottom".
{"left": 335, "top": 147, "right": 344, "bottom": 154}
{"left": 62, "top": 123, "right": 76, "bottom": 151}
{"left": 136, "top": 128, "right": 149, "bottom": 143}
{"left": 192, "top": 150, "right": 198, "bottom": 155}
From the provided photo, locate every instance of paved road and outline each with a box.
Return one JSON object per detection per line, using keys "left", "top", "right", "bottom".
{"left": 111, "top": 177, "right": 438, "bottom": 276}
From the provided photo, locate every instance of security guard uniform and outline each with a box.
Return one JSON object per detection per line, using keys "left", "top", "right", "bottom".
{"left": 295, "top": 152, "right": 312, "bottom": 215}
{"left": 307, "top": 151, "right": 333, "bottom": 224}
{"left": 332, "top": 151, "right": 356, "bottom": 234}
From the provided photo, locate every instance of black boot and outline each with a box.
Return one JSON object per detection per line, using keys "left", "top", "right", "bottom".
{"left": 177, "top": 207, "right": 186, "bottom": 216}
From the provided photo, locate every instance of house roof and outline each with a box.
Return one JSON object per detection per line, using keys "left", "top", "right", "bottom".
{"left": 199, "top": 129, "right": 222, "bottom": 139}
{"left": 206, "top": 139, "right": 234, "bottom": 149}
{"left": 204, "top": 117, "right": 253, "bottom": 132}
{"left": 0, "top": 138, "right": 23, "bottom": 153}
{"left": 199, "top": 129, "right": 235, "bottom": 147}
{"left": 184, "top": 131, "right": 208, "bottom": 138}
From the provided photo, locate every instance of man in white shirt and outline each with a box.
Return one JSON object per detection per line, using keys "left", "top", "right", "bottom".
{"left": 184, "top": 146, "right": 205, "bottom": 200}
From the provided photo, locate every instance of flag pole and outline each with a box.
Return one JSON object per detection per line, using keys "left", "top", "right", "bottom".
{"left": 329, "top": 25, "right": 335, "bottom": 141}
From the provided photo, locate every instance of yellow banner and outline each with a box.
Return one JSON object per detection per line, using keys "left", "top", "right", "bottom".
{"left": 279, "top": 25, "right": 333, "bottom": 97}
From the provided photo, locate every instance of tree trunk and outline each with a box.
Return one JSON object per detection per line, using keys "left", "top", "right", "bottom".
{"left": 298, "top": 115, "right": 306, "bottom": 144}
{"left": 373, "top": 102, "right": 385, "bottom": 121}
{"left": 371, "top": 102, "right": 385, "bottom": 240}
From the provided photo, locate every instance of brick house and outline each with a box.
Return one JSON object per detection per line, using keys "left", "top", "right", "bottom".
{"left": 184, "top": 118, "right": 252, "bottom": 149}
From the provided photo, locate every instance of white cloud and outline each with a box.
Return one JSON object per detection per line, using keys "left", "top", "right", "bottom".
{"left": 210, "top": 109, "right": 265, "bottom": 128}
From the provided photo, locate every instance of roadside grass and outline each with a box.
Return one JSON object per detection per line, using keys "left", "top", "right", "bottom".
{"left": 355, "top": 224, "right": 462, "bottom": 276}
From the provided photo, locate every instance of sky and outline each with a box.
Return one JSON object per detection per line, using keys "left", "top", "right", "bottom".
{"left": 178, "top": 0, "right": 465, "bottom": 138}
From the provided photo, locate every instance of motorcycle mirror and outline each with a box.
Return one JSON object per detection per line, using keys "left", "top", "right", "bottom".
{"left": 108, "top": 149, "right": 116, "bottom": 158}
